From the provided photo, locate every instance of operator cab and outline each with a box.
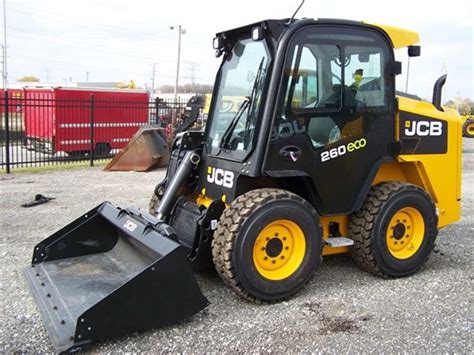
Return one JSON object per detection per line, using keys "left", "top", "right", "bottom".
{"left": 204, "top": 18, "right": 416, "bottom": 214}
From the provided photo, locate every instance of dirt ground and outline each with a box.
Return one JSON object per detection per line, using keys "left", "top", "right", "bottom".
{"left": 0, "top": 139, "right": 472, "bottom": 353}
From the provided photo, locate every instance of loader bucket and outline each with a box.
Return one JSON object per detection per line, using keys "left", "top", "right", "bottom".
{"left": 104, "top": 127, "right": 170, "bottom": 172}
{"left": 23, "top": 202, "right": 208, "bottom": 353}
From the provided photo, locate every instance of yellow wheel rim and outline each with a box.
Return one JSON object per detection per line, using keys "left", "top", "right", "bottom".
{"left": 253, "top": 219, "right": 306, "bottom": 281}
{"left": 386, "top": 207, "right": 425, "bottom": 259}
{"left": 467, "top": 123, "right": 474, "bottom": 135}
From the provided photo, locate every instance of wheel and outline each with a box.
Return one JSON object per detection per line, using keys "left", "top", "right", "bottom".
{"left": 148, "top": 182, "right": 166, "bottom": 215}
{"left": 149, "top": 192, "right": 161, "bottom": 215}
{"left": 212, "top": 188, "right": 323, "bottom": 302}
{"left": 66, "top": 150, "right": 88, "bottom": 157}
{"left": 349, "top": 182, "right": 438, "bottom": 277}
{"left": 93, "top": 143, "right": 112, "bottom": 157}
{"left": 463, "top": 118, "right": 474, "bottom": 138}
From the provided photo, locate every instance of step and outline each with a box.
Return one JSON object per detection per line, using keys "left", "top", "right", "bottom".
{"left": 325, "top": 237, "right": 354, "bottom": 248}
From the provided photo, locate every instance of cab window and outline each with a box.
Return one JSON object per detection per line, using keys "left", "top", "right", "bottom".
{"left": 274, "top": 27, "right": 390, "bottom": 149}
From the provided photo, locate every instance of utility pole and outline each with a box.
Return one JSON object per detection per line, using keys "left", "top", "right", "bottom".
{"left": 2, "top": 0, "right": 8, "bottom": 90}
{"left": 170, "top": 25, "right": 186, "bottom": 102}
{"left": 86, "top": 71, "right": 89, "bottom": 82}
{"left": 185, "top": 61, "right": 199, "bottom": 86}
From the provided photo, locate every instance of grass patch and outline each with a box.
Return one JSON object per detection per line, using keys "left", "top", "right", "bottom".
{"left": 0, "top": 159, "right": 111, "bottom": 174}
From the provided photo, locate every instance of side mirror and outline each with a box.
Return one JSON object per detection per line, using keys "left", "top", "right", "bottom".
{"left": 408, "top": 45, "right": 421, "bottom": 57}
{"left": 252, "top": 27, "right": 264, "bottom": 41}
{"left": 213, "top": 37, "right": 224, "bottom": 49}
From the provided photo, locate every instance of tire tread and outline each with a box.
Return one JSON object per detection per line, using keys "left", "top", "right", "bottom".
{"left": 349, "top": 181, "right": 438, "bottom": 277}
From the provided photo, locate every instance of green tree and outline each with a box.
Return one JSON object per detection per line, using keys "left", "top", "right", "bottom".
{"left": 445, "top": 97, "right": 473, "bottom": 115}
{"left": 17, "top": 75, "right": 40, "bottom": 82}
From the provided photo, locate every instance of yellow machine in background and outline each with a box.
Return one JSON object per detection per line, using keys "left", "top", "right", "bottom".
{"left": 461, "top": 115, "right": 474, "bottom": 137}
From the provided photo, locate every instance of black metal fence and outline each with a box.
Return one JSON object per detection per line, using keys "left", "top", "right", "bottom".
{"left": 1, "top": 91, "right": 204, "bottom": 172}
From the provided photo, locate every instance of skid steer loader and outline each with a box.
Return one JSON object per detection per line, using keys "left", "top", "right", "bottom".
{"left": 24, "top": 18, "right": 462, "bottom": 352}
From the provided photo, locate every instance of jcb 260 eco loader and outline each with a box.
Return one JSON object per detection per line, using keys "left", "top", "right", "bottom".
{"left": 24, "top": 17, "right": 462, "bottom": 352}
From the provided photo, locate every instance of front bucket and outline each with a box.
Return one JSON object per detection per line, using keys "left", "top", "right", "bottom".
{"left": 23, "top": 202, "right": 208, "bottom": 353}
{"left": 104, "top": 127, "right": 170, "bottom": 172}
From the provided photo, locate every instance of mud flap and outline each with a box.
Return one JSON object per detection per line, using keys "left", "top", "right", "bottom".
{"left": 23, "top": 202, "right": 208, "bottom": 353}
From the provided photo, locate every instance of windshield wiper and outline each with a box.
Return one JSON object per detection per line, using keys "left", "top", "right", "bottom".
{"left": 242, "top": 57, "right": 266, "bottom": 145}
{"left": 219, "top": 96, "right": 251, "bottom": 149}
{"left": 218, "top": 56, "right": 266, "bottom": 150}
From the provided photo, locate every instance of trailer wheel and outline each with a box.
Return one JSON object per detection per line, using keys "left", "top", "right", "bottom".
{"left": 463, "top": 118, "right": 474, "bottom": 138}
{"left": 349, "top": 182, "right": 438, "bottom": 277}
{"left": 212, "top": 188, "right": 323, "bottom": 302}
{"left": 93, "top": 143, "right": 112, "bottom": 157}
{"left": 66, "top": 150, "right": 89, "bottom": 157}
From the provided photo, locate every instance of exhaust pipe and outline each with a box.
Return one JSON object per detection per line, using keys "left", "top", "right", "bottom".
{"left": 156, "top": 150, "right": 200, "bottom": 221}
{"left": 432, "top": 74, "right": 447, "bottom": 112}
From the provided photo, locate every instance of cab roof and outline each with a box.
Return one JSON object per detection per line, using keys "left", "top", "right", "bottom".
{"left": 364, "top": 21, "right": 420, "bottom": 48}
{"left": 216, "top": 18, "right": 420, "bottom": 50}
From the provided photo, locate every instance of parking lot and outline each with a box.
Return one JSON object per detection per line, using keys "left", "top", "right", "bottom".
{"left": 0, "top": 139, "right": 472, "bottom": 352}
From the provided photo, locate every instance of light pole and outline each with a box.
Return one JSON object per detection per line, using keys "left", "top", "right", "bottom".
{"left": 169, "top": 25, "right": 186, "bottom": 102}
{"left": 2, "top": 0, "right": 8, "bottom": 90}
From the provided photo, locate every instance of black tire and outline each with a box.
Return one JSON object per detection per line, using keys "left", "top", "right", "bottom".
{"left": 349, "top": 182, "right": 438, "bottom": 278}
{"left": 148, "top": 182, "right": 166, "bottom": 215}
{"left": 149, "top": 191, "right": 161, "bottom": 215}
{"left": 463, "top": 118, "right": 474, "bottom": 138}
{"left": 66, "top": 150, "right": 87, "bottom": 157}
{"left": 93, "top": 143, "right": 112, "bottom": 157}
{"left": 211, "top": 188, "right": 323, "bottom": 302}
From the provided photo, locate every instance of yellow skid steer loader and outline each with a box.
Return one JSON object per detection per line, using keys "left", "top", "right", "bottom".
{"left": 24, "top": 17, "right": 462, "bottom": 352}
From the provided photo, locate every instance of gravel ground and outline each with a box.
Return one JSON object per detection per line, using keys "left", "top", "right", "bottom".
{"left": 1, "top": 139, "right": 473, "bottom": 353}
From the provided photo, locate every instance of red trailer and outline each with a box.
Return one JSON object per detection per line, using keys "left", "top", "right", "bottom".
{"left": 0, "top": 89, "right": 24, "bottom": 114}
{"left": 24, "top": 87, "right": 149, "bottom": 156}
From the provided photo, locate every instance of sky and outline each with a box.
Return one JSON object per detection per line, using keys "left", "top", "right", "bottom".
{"left": 2, "top": 0, "right": 473, "bottom": 100}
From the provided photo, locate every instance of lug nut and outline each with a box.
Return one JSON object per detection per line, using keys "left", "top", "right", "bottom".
{"left": 264, "top": 256, "right": 268, "bottom": 260}
{"left": 261, "top": 247, "right": 265, "bottom": 251}
{"left": 275, "top": 233, "right": 279, "bottom": 237}
{"left": 272, "top": 260, "right": 276, "bottom": 264}
{"left": 285, "top": 246, "right": 289, "bottom": 250}
{"left": 281, "top": 256, "right": 285, "bottom": 259}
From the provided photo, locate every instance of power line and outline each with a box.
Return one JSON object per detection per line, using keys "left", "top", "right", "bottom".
{"left": 7, "top": 3, "right": 170, "bottom": 41}
{"left": 184, "top": 61, "right": 200, "bottom": 85}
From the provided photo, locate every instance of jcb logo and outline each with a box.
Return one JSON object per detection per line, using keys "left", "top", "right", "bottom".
{"left": 404, "top": 120, "right": 443, "bottom": 137}
{"left": 271, "top": 119, "right": 306, "bottom": 142}
{"left": 123, "top": 220, "right": 137, "bottom": 232}
{"left": 207, "top": 167, "right": 234, "bottom": 188}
